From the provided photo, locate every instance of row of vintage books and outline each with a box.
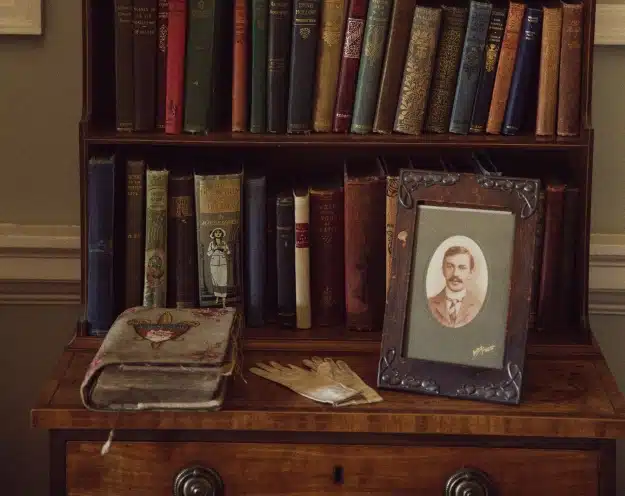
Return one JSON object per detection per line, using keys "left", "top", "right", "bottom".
{"left": 86, "top": 154, "right": 580, "bottom": 336}
{"left": 114, "top": 0, "right": 583, "bottom": 138}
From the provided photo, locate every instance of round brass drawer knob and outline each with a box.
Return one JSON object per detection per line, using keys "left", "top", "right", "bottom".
{"left": 445, "top": 468, "right": 494, "bottom": 496}
{"left": 173, "top": 466, "right": 224, "bottom": 496}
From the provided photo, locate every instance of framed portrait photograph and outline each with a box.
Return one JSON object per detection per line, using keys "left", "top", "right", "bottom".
{"left": 377, "top": 169, "right": 541, "bottom": 405}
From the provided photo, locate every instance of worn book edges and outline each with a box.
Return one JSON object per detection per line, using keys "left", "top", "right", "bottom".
{"left": 80, "top": 306, "right": 241, "bottom": 411}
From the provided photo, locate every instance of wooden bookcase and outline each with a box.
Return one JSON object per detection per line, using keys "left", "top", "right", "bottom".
{"left": 32, "top": 0, "right": 625, "bottom": 494}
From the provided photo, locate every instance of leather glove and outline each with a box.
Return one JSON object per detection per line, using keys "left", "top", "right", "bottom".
{"left": 249, "top": 361, "right": 362, "bottom": 407}
{"left": 302, "top": 356, "right": 383, "bottom": 406}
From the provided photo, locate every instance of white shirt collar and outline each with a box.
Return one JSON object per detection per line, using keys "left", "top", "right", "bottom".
{"left": 445, "top": 287, "right": 466, "bottom": 301}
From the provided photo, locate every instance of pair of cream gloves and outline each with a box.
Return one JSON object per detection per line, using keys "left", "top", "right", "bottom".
{"left": 249, "top": 357, "right": 383, "bottom": 407}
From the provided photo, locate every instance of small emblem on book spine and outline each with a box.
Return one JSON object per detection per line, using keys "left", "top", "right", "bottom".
{"left": 295, "top": 223, "right": 309, "bottom": 247}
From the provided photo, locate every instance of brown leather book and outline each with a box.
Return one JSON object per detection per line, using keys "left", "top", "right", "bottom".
{"left": 114, "top": 0, "right": 135, "bottom": 131}
{"left": 156, "top": 0, "right": 168, "bottom": 130}
{"left": 232, "top": 0, "right": 249, "bottom": 132}
{"left": 556, "top": 0, "right": 583, "bottom": 137}
{"left": 124, "top": 160, "right": 146, "bottom": 309}
{"left": 485, "top": 1, "right": 526, "bottom": 135}
{"left": 424, "top": 5, "right": 469, "bottom": 134}
{"left": 393, "top": 5, "right": 442, "bottom": 135}
{"left": 313, "top": 0, "right": 348, "bottom": 132}
{"left": 344, "top": 160, "right": 386, "bottom": 331}
{"left": 310, "top": 185, "right": 345, "bottom": 326}
{"left": 332, "top": 0, "right": 369, "bottom": 133}
{"left": 536, "top": 182, "right": 566, "bottom": 331}
{"left": 372, "top": 0, "right": 417, "bottom": 134}
{"left": 536, "top": 3, "right": 563, "bottom": 136}
{"left": 559, "top": 186, "right": 580, "bottom": 327}
{"left": 133, "top": 0, "right": 158, "bottom": 131}
{"left": 167, "top": 175, "right": 198, "bottom": 308}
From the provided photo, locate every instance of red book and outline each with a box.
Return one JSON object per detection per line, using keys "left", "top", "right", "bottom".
{"left": 165, "top": 0, "right": 187, "bottom": 134}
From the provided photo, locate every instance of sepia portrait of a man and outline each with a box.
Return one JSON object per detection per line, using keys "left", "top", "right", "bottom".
{"left": 427, "top": 245, "right": 485, "bottom": 328}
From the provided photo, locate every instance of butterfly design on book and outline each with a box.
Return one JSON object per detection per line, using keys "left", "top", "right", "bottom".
{"left": 128, "top": 311, "right": 200, "bottom": 349}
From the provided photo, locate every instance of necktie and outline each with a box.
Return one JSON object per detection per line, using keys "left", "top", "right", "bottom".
{"left": 448, "top": 298, "right": 462, "bottom": 325}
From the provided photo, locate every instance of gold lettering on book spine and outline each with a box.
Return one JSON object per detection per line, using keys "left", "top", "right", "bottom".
{"left": 143, "top": 170, "right": 169, "bottom": 308}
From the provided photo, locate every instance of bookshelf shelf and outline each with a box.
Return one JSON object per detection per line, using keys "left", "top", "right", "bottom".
{"left": 84, "top": 129, "right": 590, "bottom": 149}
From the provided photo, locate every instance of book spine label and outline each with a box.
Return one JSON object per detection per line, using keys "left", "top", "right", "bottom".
{"left": 310, "top": 188, "right": 345, "bottom": 326}
{"left": 114, "top": 0, "right": 135, "bottom": 131}
{"left": 372, "top": 0, "right": 416, "bottom": 134}
{"left": 276, "top": 194, "right": 296, "bottom": 327}
{"left": 449, "top": 0, "right": 492, "bottom": 135}
{"left": 133, "top": 0, "right": 158, "bottom": 130}
{"left": 250, "top": 0, "right": 269, "bottom": 133}
{"left": 167, "top": 175, "right": 198, "bottom": 308}
{"left": 87, "top": 157, "right": 116, "bottom": 336}
{"left": 143, "top": 169, "right": 169, "bottom": 308}
{"left": 351, "top": 0, "right": 393, "bottom": 134}
{"left": 165, "top": 0, "right": 187, "bottom": 134}
{"left": 233, "top": 0, "right": 249, "bottom": 132}
{"left": 536, "top": 5, "right": 563, "bottom": 136}
{"left": 469, "top": 6, "right": 507, "bottom": 133}
{"left": 312, "top": 0, "right": 348, "bottom": 132}
{"left": 287, "top": 0, "right": 322, "bottom": 133}
{"left": 557, "top": 1, "right": 583, "bottom": 137}
{"left": 424, "top": 5, "right": 469, "bottom": 134}
{"left": 183, "top": 0, "right": 217, "bottom": 134}
{"left": 156, "top": 0, "right": 169, "bottom": 130}
{"left": 244, "top": 177, "right": 268, "bottom": 327}
{"left": 125, "top": 159, "right": 146, "bottom": 309}
{"left": 195, "top": 173, "right": 242, "bottom": 307}
{"left": 502, "top": 7, "right": 543, "bottom": 135}
{"left": 267, "top": 0, "right": 293, "bottom": 133}
{"left": 294, "top": 190, "right": 312, "bottom": 329}
{"left": 393, "top": 6, "right": 442, "bottom": 135}
{"left": 332, "top": 0, "right": 370, "bottom": 133}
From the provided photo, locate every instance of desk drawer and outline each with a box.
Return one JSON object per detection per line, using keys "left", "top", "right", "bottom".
{"left": 66, "top": 441, "right": 599, "bottom": 495}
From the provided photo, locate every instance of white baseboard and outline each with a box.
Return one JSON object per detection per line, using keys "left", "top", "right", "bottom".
{"left": 0, "top": 224, "right": 623, "bottom": 314}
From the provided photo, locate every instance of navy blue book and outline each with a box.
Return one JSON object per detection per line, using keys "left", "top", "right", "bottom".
{"left": 502, "top": 6, "right": 543, "bottom": 136}
{"left": 244, "top": 175, "right": 267, "bottom": 327}
{"left": 86, "top": 155, "right": 116, "bottom": 337}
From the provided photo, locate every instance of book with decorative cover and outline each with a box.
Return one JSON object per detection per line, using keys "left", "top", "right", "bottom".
{"left": 80, "top": 306, "right": 241, "bottom": 411}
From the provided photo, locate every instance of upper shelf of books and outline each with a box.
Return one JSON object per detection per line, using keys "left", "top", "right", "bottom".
{"left": 85, "top": 0, "right": 593, "bottom": 150}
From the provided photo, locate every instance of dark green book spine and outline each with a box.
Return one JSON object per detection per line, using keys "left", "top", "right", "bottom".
{"left": 350, "top": 0, "right": 393, "bottom": 134}
{"left": 251, "top": 0, "right": 269, "bottom": 133}
{"left": 183, "top": 0, "right": 217, "bottom": 134}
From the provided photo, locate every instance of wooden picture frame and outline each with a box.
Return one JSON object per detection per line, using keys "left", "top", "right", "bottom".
{"left": 378, "top": 169, "right": 541, "bottom": 405}
{"left": 0, "top": 0, "right": 42, "bottom": 35}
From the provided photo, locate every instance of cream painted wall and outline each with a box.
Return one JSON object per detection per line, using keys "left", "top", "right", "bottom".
{"left": 0, "top": 1, "right": 624, "bottom": 495}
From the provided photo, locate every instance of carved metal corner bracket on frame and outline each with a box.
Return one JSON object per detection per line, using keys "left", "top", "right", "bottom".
{"left": 398, "top": 171, "right": 539, "bottom": 219}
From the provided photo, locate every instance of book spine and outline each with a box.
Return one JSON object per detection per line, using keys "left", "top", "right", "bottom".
{"left": 469, "top": 6, "right": 507, "bottom": 133}
{"left": 87, "top": 156, "right": 116, "bottom": 336}
{"left": 485, "top": 1, "right": 525, "bottom": 134}
{"left": 250, "top": 0, "right": 269, "bottom": 133}
{"left": 424, "top": 5, "right": 469, "bottom": 134}
{"left": 312, "top": 0, "right": 348, "bottom": 132}
{"left": 156, "top": 0, "right": 169, "bottom": 130}
{"left": 535, "top": 4, "right": 562, "bottom": 136}
{"left": 114, "top": 0, "right": 135, "bottom": 131}
{"left": 167, "top": 175, "right": 198, "bottom": 308}
{"left": 276, "top": 193, "right": 296, "bottom": 327}
{"left": 294, "top": 190, "right": 312, "bottom": 329}
{"left": 448, "top": 0, "right": 492, "bottom": 135}
{"left": 233, "top": 0, "right": 249, "bottom": 132}
{"left": 393, "top": 5, "right": 442, "bottom": 135}
{"left": 332, "top": 0, "right": 370, "bottom": 133}
{"left": 183, "top": 0, "right": 217, "bottom": 134}
{"left": 310, "top": 188, "right": 345, "bottom": 326}
{"left": 133, "top": 0, "right": 158, "bottom": 130}
{"left": 265, "top": 193, "right": 278, "bottom": 321}
{"left": 267, "top": 0, "right": 293, "bottom": 133}
{"left": 557, "top": 0, "right": 583, "bottom": 137}
{"left": 124, "top": 159, "right": 146, "bottom": 308}
{"left": 287, "top": 0, "right": 322, "bottom": 133}
{"left": 244, "top": 176, "right": 268, "bottom": 327}
{"left": 195, "top": 173, "right": 243, "bottom": 307}
{"left": 502, "top": 7, "right": 543, "bottom": 136}
{"left": 142, "top": 169, "right": 169, "bottom": 308}
{"left": 372, "top": 0, "right": 416, "bottom": 134}
{"left": 164, "top": 0, "right": 187, "bottom": 134}
{"left": 350, "top": 0, "right": 393, "bottom": 134}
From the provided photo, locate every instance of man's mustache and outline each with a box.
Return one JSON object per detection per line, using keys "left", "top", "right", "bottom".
{"left": 447, "top": 277, "right": 463, "bottom": 283}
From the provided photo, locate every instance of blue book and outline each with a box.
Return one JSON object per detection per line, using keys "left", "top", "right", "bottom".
{"left": 86, "top": 155, "right": 116, "bottom": 336}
